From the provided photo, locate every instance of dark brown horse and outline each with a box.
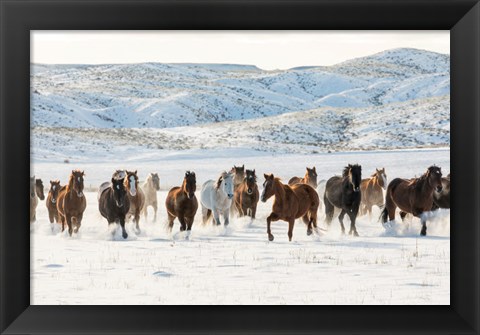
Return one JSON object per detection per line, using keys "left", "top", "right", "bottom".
{"left": 261, "top": 174, "right": 319, "bottom": 242}
{"left": 46, "top": 180, "right": 61, "bottom": 224}
{"left": 324, "top": 164, "right": 362, "bottom": 236}
{"left": 234, "top": 169, "right": 259, "bottom": 218}
{"left": 98, "top": 177, "right": 130, "bottom": 239}
{"left": 381, "top": 166, "right": 443, "bottom": 236}
{"left": 288, "top": 166, "right": 318, "bottom": 189}
{"left": 57, "top": 170, "right": 87, "bottom": 236}
{"left": 359, "top": 168, "right": 387, "bottom": 217}
{"left": 165, "top": 171, "right": 198, "bottom": 232}
{"left": 30, "top": 176, "right": 45, "bottom": 223}
{"left": 124, "top": 170, "right": 145, "bottom": 233}
{"left": 432, "top": 173, "right": 450, "bottom": 210}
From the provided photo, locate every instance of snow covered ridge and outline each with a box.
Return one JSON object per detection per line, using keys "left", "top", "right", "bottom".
{"left": 31, "top": 48, "right": 449, "bottom": 129}
{"left": 31, "top": 95, "right": 449, "bottom": 158}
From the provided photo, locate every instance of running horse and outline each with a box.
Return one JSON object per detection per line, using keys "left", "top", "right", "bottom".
{"left": 324, "top": 164, "right": 362, "bottom": 236}
{"left": 381, "top": 165, "right": 443, "bottom": 236}
{"left": 30, "top": 176, "right": 45, "bottom": 223}
{"left": 200, "top": 171, "right": 235, "bottom": 226}
{"left": 98, "top": 175, "right": 130, "bottom": 239}
{"left": 142, "top": 173, "right": 160, "bottom": 222}
{"left": 124, "top": 170, "right": 145, "bottom": 233}
{"left": 165, "top": 171, "right": 198, "bottom": 232}
{"left": 432, "top": 173, "right": 450, "bottom": 210}
{"left": 57, "top": 170, "right": 87, "bottom": 236}
{"left": 46, "top": 180, "right": 62, "bottom": 224}
{"left": 230, "top": 165, "right": 246, "bottom": 216}
{"left": 234, "top": 169, "right": 259, "bottom": 218}
{"left": 288, "top": 166, "right": 318, "bottom": 189}
{"left": 261, "top": 174, "right": 319, "bottom": 242}
{"left": 359, "top": 168, "right": 387, "bottom": 218}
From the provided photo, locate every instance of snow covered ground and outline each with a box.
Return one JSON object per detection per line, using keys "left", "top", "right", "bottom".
{"left": 30, "top": 148, "right": 450, "bottom": 305}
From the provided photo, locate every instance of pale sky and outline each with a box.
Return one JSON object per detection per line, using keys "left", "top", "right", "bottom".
{"left": 31, "top": 31, "right": 449, "bottom": 70}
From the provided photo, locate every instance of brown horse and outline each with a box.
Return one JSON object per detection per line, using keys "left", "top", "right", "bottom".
{"left": 124, "top": 170, "right": 145, "bottom": 233}
{"left": 165, "top": 171, "right": 198, "bottom": 232}
{"left": 261, "top": 174, "right": 319, "bottom": 241}
{"left": 234, "top": 169, "right": 259, "bottom": 218}
{"left": 288, "top": 166, "right": 318, "bottom": 189}
{"left": 46, "top": 180, "right": 62, "bottom": 224}
{"left": 30, "top": 176, "right": 45, "bottom": 223}
{"left": 231, "top": 165, "right": 246, "bottom": 189}
{"left": 381, "top": 166, "right": 443, "bottom": 236}
{"left": 57, "top": 170, "right": 87, "bottom": 236}
{"left": 360, "top": 168, "right": 387, "bottom": 217}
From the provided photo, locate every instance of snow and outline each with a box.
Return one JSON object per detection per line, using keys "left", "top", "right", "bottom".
{"left": 30, "top": 47, "right": 450, "bottom": 305}
{"left": 31, "top": 149, "right": 450, "bottom": 305}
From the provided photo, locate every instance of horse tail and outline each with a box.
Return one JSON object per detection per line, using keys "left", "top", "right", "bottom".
{"left": 380, "top": 207, "right": 388, "bottom": 223}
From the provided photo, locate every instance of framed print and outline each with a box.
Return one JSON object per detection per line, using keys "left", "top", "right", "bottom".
{"left": 1, "top": 0, "right": 479, "bottom": 334}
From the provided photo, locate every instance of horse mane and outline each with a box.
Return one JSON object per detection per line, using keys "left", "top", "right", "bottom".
{"left": 342, "top": 165, "right": 352, "bottom": 177}
{"left": 66, "top": 174, "right": 75, "bottom": 193}
{"left": 215, "top": 171, "right": 229, "bottom": 189}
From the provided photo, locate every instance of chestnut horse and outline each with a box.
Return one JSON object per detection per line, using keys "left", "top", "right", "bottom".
{"left": 165, "top": 171, "right": 198, "bottom": 232}
{"left": 46, "top": 180, "right": 62, "bottom": 224}
{"left": 57, "top": 170, "right": 87, "bottom": 236}
{"left": 142, "top": 173, "right": 160, "bottom": 222}
{"left": 261, "top": 174, "right": 319, "bottom": 242}
{"left": 381, "top": 166, "right": 443, "bottom": 236}
{"left": 30, "top": 176, "right": 45, "bottom": 223}
{"left": 288, "top": 166, "right": 318, "bottom": 189}
{"left": 234, "top": 169, "right": 259, "bottom": 218}
{"left": 124, "top": 170, "right": 145, "bottom": 233}
{"left": 359, "top": 168, "right": 387, "bottom": 217}
{"left": 230, "top": 165, "right": 246, "bottom": 216}
{"left": 324, "top": 164, "right": 362, "bottom": 236}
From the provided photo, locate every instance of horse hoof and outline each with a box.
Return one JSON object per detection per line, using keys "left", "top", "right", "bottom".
{"left": 268, "top": 234, "right": 274, "bottom": 241}
{"left": 122, "top": 232, "right": 128, "bottom": 239}
{"left": 420, "top": 230, "right": 427, "bottom": 236}
{"left": 307, "top": 230, "right": 312, "bottom": 236}
{"left": 354, "top": 232, "right": 359, "bottom": 237}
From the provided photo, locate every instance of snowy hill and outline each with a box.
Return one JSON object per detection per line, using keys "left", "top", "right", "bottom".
{"left": 30, "top": 48, "right": 450, "bottom": 155}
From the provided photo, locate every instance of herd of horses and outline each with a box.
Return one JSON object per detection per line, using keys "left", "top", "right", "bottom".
{"left": 30, "top": 163, "right": 450, "bottom": 241}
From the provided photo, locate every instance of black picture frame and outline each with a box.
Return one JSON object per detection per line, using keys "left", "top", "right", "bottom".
{"left": 1, "top": 0, "right": 479, "bottom": 334}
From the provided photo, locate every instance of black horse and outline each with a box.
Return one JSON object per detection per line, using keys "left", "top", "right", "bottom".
{"left": 98, "top": 177, "right": 131, "bottom": 239}
{"left": 324, "top": 164, "right": 362, "bottom": 236}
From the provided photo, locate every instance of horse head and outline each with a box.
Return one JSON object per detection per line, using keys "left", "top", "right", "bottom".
{"left": 245, "top": 169, "right": 257, "bottom": 195}
{"left": 150, "top": 173, "right": 160, "bottom": 191}
{"left": 261, "top": 173, "right": 276, "bottom": 202}
{"left": 231, "top": 165, "right": 246, "bottom": 186}
{"left": 375, "top": 168, "right": 388, "bottom": 190}
{"left": 70, "top": 170, "right": 85, "bottom": 198}
{"left": 111, "top": 177, "right": 127, "bottom": 207}
{"left": 184, "top": 171, "right": 196, "bottom": 199}
{"left": 49, "top": 180, "right": 61, "bottom": 204}
{"left": 426, "top": 165, "right": 443, "bottom": 192}
{"left": 344, "top": 164, "right": 362, "bottom": 192}
{"left": 35, "top": 178, "right": 45, "bottom": 200}
{"left": 306, "top": 166, "right": 318, "bottom": 188}
{"left": 125, "top": 170, "right": 139, "bottom": 197}
{"left": 216, "top": 171, "right": 234, "bottom": 199}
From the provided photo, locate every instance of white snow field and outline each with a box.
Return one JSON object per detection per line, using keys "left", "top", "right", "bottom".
{"left": 31, "top": 148, "right": 450, "bottom": 305}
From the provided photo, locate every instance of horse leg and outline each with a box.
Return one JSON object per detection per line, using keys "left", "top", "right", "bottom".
{"left": 420, "top": 217, "right": 427, "bottom": 236}
{"left": 186, "top": 217, "right": 194, "bottom": 231}
{"left": 348, "top": 212, "right": 359, "bottom": 237}
{"left": 134, "top": 209, "right": 141, "bottom": 233}
{"left": 167, "top": 212, "right": 175, "bottom": 232}
{"left": 223, "top": 210, "right": 230, "bottom": 226}
{"left": 302, "top": 215, "right": 312, "bottom": 236}
{"left": 152, "top": 201, "right": 158, "bottom": 222}
{"left": 119, "top": 217, "right": 128, "bottom": 239}
{"left": 400, "top": 211, "right": 408, "bottom": 221}
{"left": 287, "top": 218, "right": 295, "bottom": 242}
{"left": 212, "top": 209, "right": 221, "bottom": 226}
{"left": 178, "top": 216, "right": 187, "bottom": 232}
{"left": 266, "top": 213, "right": 279, "bottom": 241}
{"left": 65, "top": 214, "right": 73, "bottom": 236}
{"left": 48, "top": 210, "right": 54, "bottom": 224}
{"left": 338, "top": 210, "right": 346, "bottom": 235}
{"left": 73, "top": 214, "right": 82, "bottom": 233}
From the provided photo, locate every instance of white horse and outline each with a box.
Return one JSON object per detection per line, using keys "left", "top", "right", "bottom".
{"left": 200, "top": 171, "right": 234, "bottom": 226}
{"left": 142, "top": 173, "right": 160, "bottom": 222}
{"left": 30, "top": 176, "right": 45, "bottom": 224}
{"left": 316, "top": 179, "right": 327, "bottom": 211}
